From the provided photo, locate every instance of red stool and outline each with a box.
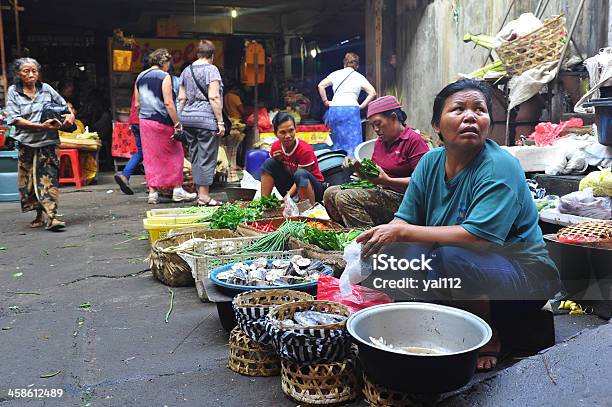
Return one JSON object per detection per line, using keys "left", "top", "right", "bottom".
{"left": 58, "top": 148, "right": 85, "bottom": 188}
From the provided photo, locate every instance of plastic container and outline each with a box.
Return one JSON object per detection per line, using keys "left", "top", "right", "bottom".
{"left": 149, "top": 206, "right": 218, "bottom": 218}
{"left": 0, "top": 150, "right": 18, "bottom": 202}
{"left": 245, "top": 149, "right": 269, "bottom": 180}
{"left": 583, "top": 97, "right": 612, "bottom": 146}
{"left": 142, "top": 218, "right": 210, "bottom": 244}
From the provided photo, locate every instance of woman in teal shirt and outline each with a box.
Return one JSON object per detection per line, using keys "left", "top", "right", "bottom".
{"left": 357, "top": 79, "right": 562, "bottom": 371}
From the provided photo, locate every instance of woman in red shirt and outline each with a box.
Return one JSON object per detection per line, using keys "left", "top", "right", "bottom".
{"left": 261, "top": 112, "right": 325, "bottom": 204}
{"left": 323, "top": 96, "right": 430, "bottom": 227}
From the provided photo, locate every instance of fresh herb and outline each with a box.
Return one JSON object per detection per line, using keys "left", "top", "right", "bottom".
{"left": 177, "top": 206, "right": 219, "bottom": 216}
{"left": 302, "top": 227, "right": 363, "bottom": 251}
{"left": 359, "top": 158, "right": 380, "bottom": 178}
{"left": 196, "top": 203, "right": 262, "bottom": 230}
{"left": 247, "top": 195, "right": 282, "bottom": 211}
{"left": 340, "top": 180, "right": 376, "bottom": 190}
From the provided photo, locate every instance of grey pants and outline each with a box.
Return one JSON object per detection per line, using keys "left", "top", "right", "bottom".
{"left": 184, "top": 127, "right": 219, "bottom": 186}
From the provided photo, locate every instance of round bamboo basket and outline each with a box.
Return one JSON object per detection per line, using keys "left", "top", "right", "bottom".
{"left": 362, "top": 374, "right": 438, "bottom": 407}
{"left": 267, "top": 300, "right": 351, "bottom": 330}
{"left": 233, "top": 289, "right": 314, "bottom": 343}
{"left": 281, "top": 358, "right": 360, "bottom": 405}
{"left": 556, "top": 221, "right": 612, "bottom": 243}
{"left": 228, "top": 327, "right": 280, "bottom": 377}
{"left": 149, "top": 229, "right": 237, "bottom": 287}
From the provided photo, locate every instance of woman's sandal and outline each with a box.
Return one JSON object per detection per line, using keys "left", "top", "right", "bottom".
{"left": 30, "top": 218, "right": 45, "bottom": 228}
{"left": 197, "top": 198, "right": 223, "bottom": 207}
{"left": 45, "top": 219, "right": 66, "bottom": 232}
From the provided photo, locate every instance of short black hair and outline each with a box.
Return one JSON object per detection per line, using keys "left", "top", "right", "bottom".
{"left": 379, "top": 108, "right": 407, "bottom": 125}
{"left": 431, "top": 79, "right": 493, "bottom": 128}
{"left": 272, "top": 112, "right": 296, "bottom": 133}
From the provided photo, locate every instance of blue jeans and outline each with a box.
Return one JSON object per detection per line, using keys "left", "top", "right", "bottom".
{"left": 261, "top": 158, "right": 325, "bottom": 202}
{"left": 122, "top": 124, "right": 143, "bottom": 178}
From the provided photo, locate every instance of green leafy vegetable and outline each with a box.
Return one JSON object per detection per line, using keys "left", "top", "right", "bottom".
{"left": 247, "top": 195, "right": 282, "bottom": 211}
{"left": 177, "top": 206, "right": 219, "bottom": 215}
{"left": 340, "top": 180, "right": 376, "bottom": 190}
{"left": 359, "top": 158, "right": 380, "bottom": 178}
{"left": 196, "top": 203, "right": 262, "bottom": 230}
{"left": 302, "top": 227, "right": 363, "bottom": 251}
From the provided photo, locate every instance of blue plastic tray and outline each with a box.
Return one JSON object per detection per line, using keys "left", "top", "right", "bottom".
{"left": 210, "top": 259, "right": 333, "bottom": 294}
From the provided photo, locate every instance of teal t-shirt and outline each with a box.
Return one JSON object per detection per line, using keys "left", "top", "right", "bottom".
{"left": 395, "top": 139, "right": 559, "bottom": 278}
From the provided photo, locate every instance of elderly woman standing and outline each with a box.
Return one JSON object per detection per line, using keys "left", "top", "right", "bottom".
{"left": 318, "top": 52, "right": 376, "bottom": 156}
{"left": 178, "top": 40, "right": 224, "bottom": 206}
{"left": 323, "top": 96, "right": 429, "bottom": 228}
{"left": 6, "top": 57, "right": 75, "bottom": 231}
{"left": 135, "top": 48, "right": 195, "bottom": 204}
{"left": 357, "top": 79, "right": 562, "bottom": 371}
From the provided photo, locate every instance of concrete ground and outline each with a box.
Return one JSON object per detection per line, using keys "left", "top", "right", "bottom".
{"left": 0, "top": 174, "right": 610, "bottom": 407}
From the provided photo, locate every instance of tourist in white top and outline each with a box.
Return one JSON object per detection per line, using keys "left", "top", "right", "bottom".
{"left": 318, "top": 52, "right": 377, "bottom": 156}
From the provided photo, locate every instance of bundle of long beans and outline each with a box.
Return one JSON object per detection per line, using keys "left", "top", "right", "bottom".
{"left": 240, "top": 221, "right": 307, "bottom": 253}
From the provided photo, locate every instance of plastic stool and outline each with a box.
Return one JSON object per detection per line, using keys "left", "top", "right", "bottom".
{"left": 58, "top": 148, "right": 85, "bottom": 188}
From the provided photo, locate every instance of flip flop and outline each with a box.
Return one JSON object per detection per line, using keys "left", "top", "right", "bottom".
{"left": 197, "top": 198, "right": 223, "bottom": 207}
{"left": 45, "top": 219, "right": 66, "bottom": 232}
{"left": 30, "top": 219, "right": 45, "bottom": 228}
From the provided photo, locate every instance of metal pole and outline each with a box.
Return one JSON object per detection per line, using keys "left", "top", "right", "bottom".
{"left": 551, "top": 0, "right": 586, "bottom": 122}
{"left": 0, "top": 0, "right": 8, "bottom": 97}
{"left": 12, "top": 0, "right": 20, "bottom": 56}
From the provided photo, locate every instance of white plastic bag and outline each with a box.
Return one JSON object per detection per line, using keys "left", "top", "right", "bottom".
{"left": 496, "top": 13, "right": 543, "bottom": 43}
{"left": 301, "top": 203, "right": 330, "bottom": 220}
{"left": 282, "top": 194, "right": 300, "bottom": 217}
{"left": 558, "top": 188, "right": 612, "bottom": 220}
{"left": 339, "top": 242, "right": 372, "bottom": 296}
{"left": 545, "top": 149, "right": 589, "bottom": 175}
{"left": 240, "top": 171, "right": 282, "bottom": 199}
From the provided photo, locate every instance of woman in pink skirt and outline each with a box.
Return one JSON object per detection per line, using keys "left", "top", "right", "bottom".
{"left": 134, "top": 48, "right": 195, "bottom": 204}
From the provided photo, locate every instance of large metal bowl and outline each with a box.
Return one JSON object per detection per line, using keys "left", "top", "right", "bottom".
{"left": 347, "top": 302, "right": 492, "bottom": 394}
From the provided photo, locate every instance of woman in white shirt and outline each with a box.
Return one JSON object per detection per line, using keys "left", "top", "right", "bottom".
{"left": 317, "top": 52, "right": 377, "bottom": 156}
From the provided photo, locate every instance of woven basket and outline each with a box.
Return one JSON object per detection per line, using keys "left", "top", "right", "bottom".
{"left": 149, "top": 229, "right": 237, "bottom": 287}
{"left": 556, "top": 221, "right": 612, "bottom": 242}
{"left": 497, "top": 15, "right": 567, "bottom": 76}
{"left": 228, "top": 327, "right": 280, "bottom": 377}
{"left": 266, "top": 300, "right": 352, "bottom": 364}
{"left": 362, "top": 374, "right": 438, "bottom": 407}
{"left": 281, "top": 358, "right": 360, "bottom": 405}
{"left": 233, "top": 289, "right": 314, "bottom": 344}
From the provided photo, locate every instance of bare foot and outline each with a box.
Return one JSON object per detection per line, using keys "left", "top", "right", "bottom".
{"left": 477, "top": 329, "right": 501, "bottom": 371}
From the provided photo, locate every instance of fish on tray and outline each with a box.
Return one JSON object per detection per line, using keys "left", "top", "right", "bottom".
{"left": 215, "top": 256, "right": 326, "bottom": 287}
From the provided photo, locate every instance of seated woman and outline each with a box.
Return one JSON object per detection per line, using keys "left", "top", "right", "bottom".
{"left": 357, "top": 79, "right": 562, "bottom": 371}
{"left": 261, "top": 112, "right": 325, "bottom": 204}
{"left": 323, "top": 96, "right": 429, "bottom": 228}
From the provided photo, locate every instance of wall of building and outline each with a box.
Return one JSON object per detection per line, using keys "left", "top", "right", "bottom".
{"left": 392, "top": 0, "right": 610, "bottom": 136}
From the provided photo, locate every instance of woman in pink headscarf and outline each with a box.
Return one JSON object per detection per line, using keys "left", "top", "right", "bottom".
{"left": 323, "top": 96, "right": 429, "bottom": 228}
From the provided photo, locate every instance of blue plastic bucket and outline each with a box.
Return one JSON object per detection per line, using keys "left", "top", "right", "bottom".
{"left": 583, "top": 97, "right": 612, "bottom": 146}
{"left": 0, "top": 150, "right": 19, "bottom": 202}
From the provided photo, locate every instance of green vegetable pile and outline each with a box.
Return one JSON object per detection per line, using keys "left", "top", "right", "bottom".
{"left": 197, "top": 203, "right": 262, "bottom": 230}
{"left": 247, "top": 195, "right": 282, "bottom": 211}
{"left": 534, "top": 199, "right": 556, "bottom": 212}
{"left": 240, "top": 221, "right": 307, "bottom": 253}
{"left": 359, "top": 158, "right": 380, "bottom": 178}
{"left": 177, "top": 206, "right": 219, "bottom": 215}
{"left": 340, "top": 180, "right": 376, "bottom": 190}
{"left": 302, "top": 228, "right": 362, "bottom": 251}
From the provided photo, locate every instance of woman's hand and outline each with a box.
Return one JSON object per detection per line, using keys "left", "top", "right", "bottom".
{"left": 63, "top": 113, "right": 76, "bottom": 127}
{"left": 342, "top": 157, "right": 355, "bottom": 170}
{"left": 217, "top": 123, "right": 225, "bottom": 137}
{"left": 363, "top": 164, "right": 390, "bottom": 186}
{"left": 356, "top": 223, "right": 410, "bottom": 258}
{"left": 323, "top": 100, "right": 330, "bottom": 108}
{"left": 41, "top": 119, "right": 61, "bottom": 130}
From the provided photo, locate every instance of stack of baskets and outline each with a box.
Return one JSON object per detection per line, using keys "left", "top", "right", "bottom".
{"left": 497, "top": 15, "right": 567, "bottom": 76}
{"left": 265, "top": 300, "right": 360, "bottom": 405}
{"left": 362, "top": 374, "right": 439, "bottom": 407}
{"left": 228, "top": 289, "right": 313, "bottom": 377}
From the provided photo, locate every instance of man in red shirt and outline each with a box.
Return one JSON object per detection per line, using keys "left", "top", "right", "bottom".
{"left": 261, "top": 112, "right": 325, "bottom": 204}
{"left": 323, "top": 96, "right": 430, "bottom": 227}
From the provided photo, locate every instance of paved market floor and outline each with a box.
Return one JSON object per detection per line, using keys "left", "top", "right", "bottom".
{"left": 1, "top": 174, "right": 610, "bottom": 407}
